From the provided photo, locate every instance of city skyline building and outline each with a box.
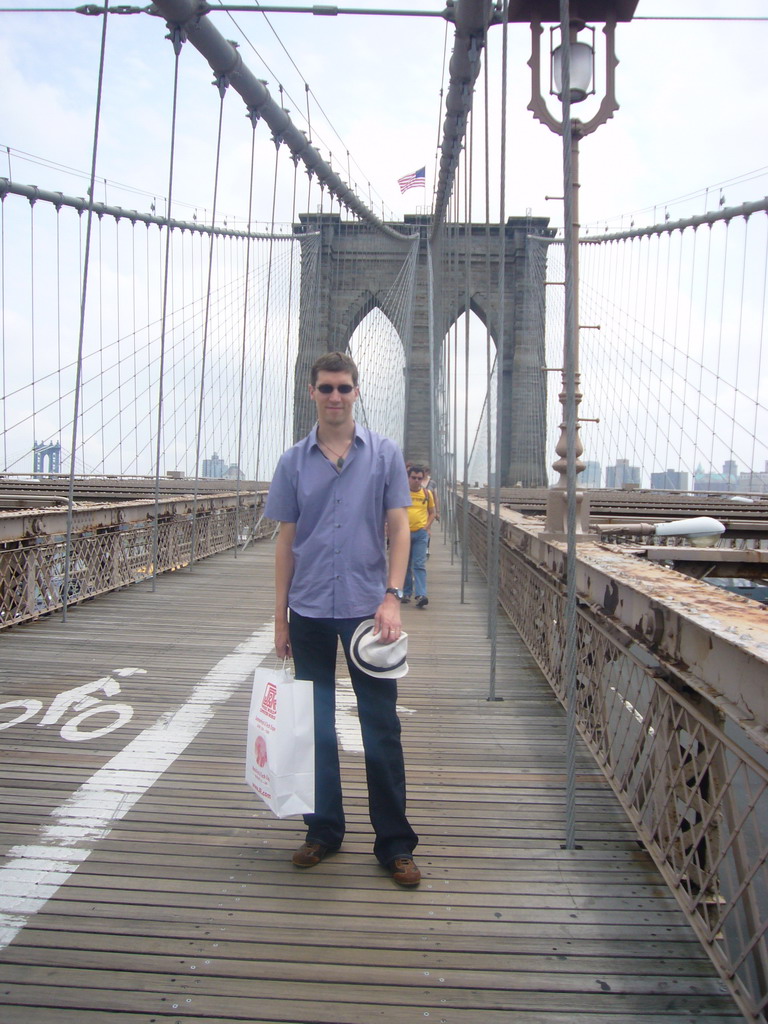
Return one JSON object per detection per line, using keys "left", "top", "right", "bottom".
{"left": 694, "top": 461, "right": 739, "bottom": 493}
{"left": 650, "top": 469, "right": 689, "bottom": 491}
{"left": 582, "top": 461, "right": 601, "bottom": 487}
{"left": 606, "top": 458, "right": 641, "bottom": 489}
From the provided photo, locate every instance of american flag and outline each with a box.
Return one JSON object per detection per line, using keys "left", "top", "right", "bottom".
{"left": 397, "top": 167, "right": 425, "bottom": 193}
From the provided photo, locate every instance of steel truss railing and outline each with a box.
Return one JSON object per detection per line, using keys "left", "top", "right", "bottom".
{"left": 462, "top": 497, "right": 768, "bottom": 1023}
{"left": 0, "top": 493, "right": 269, "bottom": 628}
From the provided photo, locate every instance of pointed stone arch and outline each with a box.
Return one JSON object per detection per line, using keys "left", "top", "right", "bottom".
{"left": 349, "top": 306, "right": 407, "bottom": 450}
{"left": 292, "top": 213, "right": 553, "bottom": 485}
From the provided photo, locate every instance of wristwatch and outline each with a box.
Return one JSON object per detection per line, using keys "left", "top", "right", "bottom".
{"left": 385, "top": 587, "right": 404, "bottom": 601}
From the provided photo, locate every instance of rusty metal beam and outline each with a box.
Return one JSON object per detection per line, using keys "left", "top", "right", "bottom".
{"left": 474, "top": 499, "right": 768, "bottom": 748}
{"left": 0, "top": 493, "right": 264, "bottom": 545}
{"left": 642, "top": 546, "right": 768, "bottom": 580}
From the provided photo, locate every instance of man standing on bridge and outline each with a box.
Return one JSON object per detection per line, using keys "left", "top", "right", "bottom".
{"left": 264, "top": 351, "right": 420, "bottom": 887}
{"left": 402, "top": 464, "right": 435, "bottom": 608}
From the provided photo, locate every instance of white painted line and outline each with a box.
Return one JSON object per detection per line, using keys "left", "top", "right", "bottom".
{"left": 0, "top": 623, "right": 275, "bottom": 950}
{"left": 335, "top": 677, "right": 414, "bottom": 753}
{"left": 335, "top": 677, "right": 364, "bottom": 752}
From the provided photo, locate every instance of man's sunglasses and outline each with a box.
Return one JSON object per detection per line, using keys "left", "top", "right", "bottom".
{"left": 315, "top": 383, "right": 355, "bottom": 394}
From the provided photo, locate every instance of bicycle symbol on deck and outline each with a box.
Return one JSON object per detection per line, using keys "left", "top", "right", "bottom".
{"left": 0, "top": 668, "right": 145, "bottom": 742}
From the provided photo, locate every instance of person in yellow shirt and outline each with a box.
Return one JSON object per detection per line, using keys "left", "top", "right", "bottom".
{"left": 403, "top": 465, "right": 436, "bottom": 608}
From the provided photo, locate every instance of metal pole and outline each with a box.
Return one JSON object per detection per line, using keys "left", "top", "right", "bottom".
{"left": 62, "top": 2, "right": 110, "bottom": 622}
{"left": 488, "top": 0, "right": 509, "bottom": 703}
{"left": 559, "top": 0, "right": 580, "bottom": 851}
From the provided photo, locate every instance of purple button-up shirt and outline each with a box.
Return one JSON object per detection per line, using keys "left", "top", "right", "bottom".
{"left": 264, "top": 422, "right": 411, "bottom": 618}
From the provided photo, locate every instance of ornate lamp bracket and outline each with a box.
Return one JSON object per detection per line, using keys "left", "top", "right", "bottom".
{"left": 527, "top": 17, "right": 619, "bottom": 139}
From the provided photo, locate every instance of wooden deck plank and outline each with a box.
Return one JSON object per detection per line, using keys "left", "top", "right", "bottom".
{"left": 0, "top": 535, "right": 739, "bottom": 1021}
{"left": 0, "top": 966, "right": 739, "bottom": 1013}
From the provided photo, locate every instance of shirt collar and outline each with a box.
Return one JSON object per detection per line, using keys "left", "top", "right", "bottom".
{"left": 309, "top": 421, "right": 367, "bottom": 450}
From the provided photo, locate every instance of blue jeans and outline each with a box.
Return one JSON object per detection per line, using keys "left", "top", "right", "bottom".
{"left": 288, "top": 610, "right": 418, "bottom": 866}
{"left": 404, "top": 528, "right": 429, "bottom": 599}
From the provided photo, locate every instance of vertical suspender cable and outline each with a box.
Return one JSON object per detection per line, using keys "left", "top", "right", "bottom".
{"left": 130, "top": 225, "right": 137, "bottom": 460}
{"left": 559, "top": 0, "right": 579, "bottom": 850}
{"left": 56, "top": 212, "right": 63, "bottom": 469}
{"left": 445, "top": 225, "right": 456, "bottom": 550}
{"left": 191, "top": 76, "right": 228, "bottom": 568}
{"left": 282, "top": 159, "right": 300, "bottom": 452}
{"left": 62, "top": 0, "right": 110, "bottom": 622}
{"left": 29, "top": 202, "right": 36, "bottom": 466}
{"left": 151, "top": 30, "right": 182, "bottom": 591}
{"left": 144, "top": 228, "right": 153, "bottom": 475}
{"left": 97, "top": 216, "right": 105, "bottom": 468}
{"left": 483, "top": 23, "right": 494, "bottom": 630}
{"left": 430, "top": 17, "right": 448, "bottom": 492}
{"left": 253, "top": 141, "right": 281, "bottom": 482}
{"left": 727, "top": 220, "right": 750, "bottom": 466}
{"left": 1, "top": 196, "right": 6, "bottom": 470}
{"left": 460, "top": 89, "right": 474, "bottom": 601}
{"left": 488, "top": 0, "right": 509, "bottom": 702}
{"left": 749, "top": 226, "right": 768, "bottom": 477}
{"left": 450, "top": 193, "right": 459, "bottom": 565}
{"left": 708, "top": 222, "right": 730, "bottom": 475}
{"left": 234, "top": 111, "right": 260, "bottom": 555}
{"left": 692, "top": 227, "right": 713, "bottom": 470}
{"left": 114, "top": 211, "right": 122, "bottom": 474}
{"left": 428, "top": 234, "right": 437, "bottom": 492}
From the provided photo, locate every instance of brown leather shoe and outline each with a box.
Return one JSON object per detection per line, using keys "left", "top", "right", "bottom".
{"left": 292, "top": 841, "right": 333, "bottom": 868}
{"left": 389, "top": 856, "right": 421, "bottom": 887}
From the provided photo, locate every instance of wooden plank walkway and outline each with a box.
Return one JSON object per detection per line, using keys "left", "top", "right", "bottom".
{"left": 0, "top": 532, "right": 739, "bottom": 1023}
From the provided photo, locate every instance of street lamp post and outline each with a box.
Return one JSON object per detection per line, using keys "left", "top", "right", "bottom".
{"left": 525, "top": 4, "right": 627, "bottom": 534}
{"left": 514, "top": 0, "right": 636, "bottom": 849}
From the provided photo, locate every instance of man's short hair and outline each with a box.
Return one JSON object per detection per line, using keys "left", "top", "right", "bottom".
{"left": 409, "top": 465, "right": 426, "bottom": 476}
{"left": 311, "top": 351, "right": 359, "bottom": 387}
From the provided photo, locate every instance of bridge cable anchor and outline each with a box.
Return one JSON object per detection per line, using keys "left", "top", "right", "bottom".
{"left": 165, "top": 24, "right": 185, "bottom": 55}
{"left": 212, "top": 72, "right": 230, "bottom": 99}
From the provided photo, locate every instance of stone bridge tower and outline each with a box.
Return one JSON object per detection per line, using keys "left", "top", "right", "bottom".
{"left": 292, "top": 213, "right": 553, "bottom": 487}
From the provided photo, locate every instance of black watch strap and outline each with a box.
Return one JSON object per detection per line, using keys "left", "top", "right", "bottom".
{"left": 385, "top": 587, "right": 403, "bottom": 600}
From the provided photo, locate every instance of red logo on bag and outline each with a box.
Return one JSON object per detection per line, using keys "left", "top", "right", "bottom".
{"left": 255, "top": 734, "right": 268, "bottom": 768}
{"left": 260, "top": 681, "right": 278, "bottom": 720}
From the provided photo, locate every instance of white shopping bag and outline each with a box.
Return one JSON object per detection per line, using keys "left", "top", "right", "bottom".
{"left": 245, "top": 664, "right": 315, "bottom": 818}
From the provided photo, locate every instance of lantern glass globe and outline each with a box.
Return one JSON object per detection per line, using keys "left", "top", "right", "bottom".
{"left": 553, "top": 39, "right": 594, "bottom": 103}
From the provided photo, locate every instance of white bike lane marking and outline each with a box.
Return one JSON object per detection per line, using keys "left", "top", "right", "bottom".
{"left": 335, "top": 677, "right": 415, "bottom": 753}
{"left": 0, "top": 671, "right": 147, "bottom": 742}
{"left": 0, "top": 623, "right": 275, "bottom": 950}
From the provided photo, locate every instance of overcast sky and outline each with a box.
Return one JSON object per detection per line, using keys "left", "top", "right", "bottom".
{"left": 2, "top": 1, "right": 766, "bottom": 234}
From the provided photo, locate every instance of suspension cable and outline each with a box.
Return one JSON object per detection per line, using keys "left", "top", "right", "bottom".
{"left": 488, "top": 0, "right": 508, "bottom": 702}
{"left": 62, "top": 0, "right": 110, "bottom": 622}
{"left": 29, "top": 197, "right": 37, "bottom": 462}
{"left": 559, "top": 0, "right": 580, "bottom": 853}
{"left": 0, "top": 195, "right": 5, "bottom": 470}
{"left": 191, "top": 74, "right": 229, "bottom": 568}
{"left": 460, "top": 108, "right": 473, "bottom": 602}
{"left": 150, "top": 0, "right": 415, "bottom": 243}
{"left": 482, "top": 19, "right": 494, "bottom": 631}
{"left": 233, "top": 110, "right": 260, "bottom": 555}
{"left": 282, "top": 156, "right": 299, "bottom": 450}
{"left": 151, "top": 26, "right": 183, "bottom": 591}
{"left": 254, "top": 139, "right": 281, "bottom": 481}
